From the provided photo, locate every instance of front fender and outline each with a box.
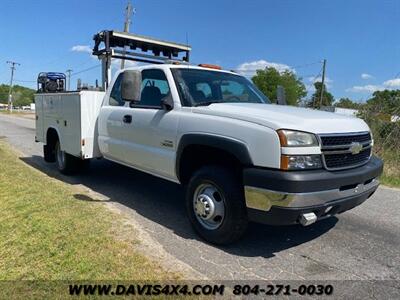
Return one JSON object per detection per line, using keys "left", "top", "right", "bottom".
{"left": 175, "top": 133, "right": 253, "bottom": 180}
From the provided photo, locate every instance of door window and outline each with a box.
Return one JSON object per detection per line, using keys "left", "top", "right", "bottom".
{"left": 138, "top": 69, "right": 171, "bottom": 108}
{"left": 109, "top": 74, "right": 125, "bottom": 106}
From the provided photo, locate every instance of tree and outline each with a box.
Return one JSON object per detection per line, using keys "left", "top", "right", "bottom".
{"left": 358, "top": 90, "right": 400, "bottom": 156}
{"left": 0, "top": 84, "right": 35, "bottom": 106}
{"left": 306, "top": 82, "right": 334, "bottom": 107}
{"left": 251, "top": 67, "right": 307, "bottom": 106}
{"left": 364, "top": 89, "right": 400, "bottom": 114}
{"left": 334, "top": 97, "right": 360, "bottom": 109}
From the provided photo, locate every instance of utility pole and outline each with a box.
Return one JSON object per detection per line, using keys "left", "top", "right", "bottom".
{"left": 319, "top": 59, "right": 327, "bottom": 108}
{"left": 66, "top": 69, "right": 73, "bottom": 91}
{"left": 120, "top": 1, "right": 135, "bottom": 69}
{"left": 6, "top": 61, "right": 20, "bottom": 112}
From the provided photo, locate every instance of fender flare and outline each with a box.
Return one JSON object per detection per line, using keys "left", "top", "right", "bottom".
{"left": 175, "top": 133, "right": 253, "bottom": 180}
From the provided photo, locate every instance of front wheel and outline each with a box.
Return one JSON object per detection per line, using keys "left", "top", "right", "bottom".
{"left": 186, "top": 165, "right": 248, "bottom": 245}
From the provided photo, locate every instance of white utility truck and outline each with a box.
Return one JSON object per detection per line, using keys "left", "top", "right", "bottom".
{"left": 35, "top": 30, "right": 383, "bottom": 244}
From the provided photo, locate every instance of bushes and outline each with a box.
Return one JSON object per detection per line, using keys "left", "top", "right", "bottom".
{"left": 359, "top": 105, "right": 400, "bottom": 187}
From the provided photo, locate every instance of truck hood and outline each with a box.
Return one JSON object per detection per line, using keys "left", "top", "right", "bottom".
{"left": 192, "top": 103, "right": 369, "bottom": 134}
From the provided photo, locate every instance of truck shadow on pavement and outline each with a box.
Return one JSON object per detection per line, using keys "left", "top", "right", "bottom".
{"left": 21, "top": 156, "right": 337, "bottom": 259}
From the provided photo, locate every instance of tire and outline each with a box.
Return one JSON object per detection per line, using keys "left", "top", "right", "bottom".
{"left": 186, "top": 165, "right": 248, "bottom": 245}
{"left": 43, "top": 145, "right": 55, "bottom": 163}
{"left": 55, "top": 141, "right": 81, "bottom": 175}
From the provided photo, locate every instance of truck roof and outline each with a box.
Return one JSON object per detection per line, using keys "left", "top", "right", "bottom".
{"left": 122, "top": 64, "right": 239, "bottom": 76}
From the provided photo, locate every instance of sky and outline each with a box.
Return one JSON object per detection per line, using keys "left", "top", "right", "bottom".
{"left": 0, "top": 0, "right": 399, "bottom": 102}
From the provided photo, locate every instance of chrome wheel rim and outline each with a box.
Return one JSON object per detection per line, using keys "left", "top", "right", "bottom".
{"left": 193, "top": 183, "right": 225, "bottom": 230}
{"left": 56, "top": 143, "right": 65, "bottom": 169}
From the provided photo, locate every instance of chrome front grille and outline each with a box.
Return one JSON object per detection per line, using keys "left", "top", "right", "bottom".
{"left": 319, "top": 132, "right": 372, "bottom": 170}
{"left": 320, "top": 132, "right": 371, "bottom": 146}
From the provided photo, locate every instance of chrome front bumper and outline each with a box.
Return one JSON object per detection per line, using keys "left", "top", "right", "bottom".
{"left": 245, "top": 178, "right": 379, "bottom": 212}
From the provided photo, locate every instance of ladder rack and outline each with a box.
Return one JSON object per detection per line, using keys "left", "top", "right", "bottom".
{"left": 92, "top": 30, "right": 192, "bottom": 89}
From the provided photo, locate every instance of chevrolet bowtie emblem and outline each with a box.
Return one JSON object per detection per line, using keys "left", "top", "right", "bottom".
{"left": 349, "top": 142, "right": 363, "bottom": 155}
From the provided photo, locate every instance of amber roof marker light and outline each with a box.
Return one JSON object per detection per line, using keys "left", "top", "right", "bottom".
{"left": 198, "top": 64, "right": 222, "bottom": 70}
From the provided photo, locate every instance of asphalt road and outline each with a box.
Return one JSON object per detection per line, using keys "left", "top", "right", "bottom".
{"left": 1, "top": 113, "right": 399, "bottom": 282}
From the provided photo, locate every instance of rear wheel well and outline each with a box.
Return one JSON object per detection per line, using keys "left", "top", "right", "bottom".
{"left": 178, "top": 145, "right": 243, "bottom": 185}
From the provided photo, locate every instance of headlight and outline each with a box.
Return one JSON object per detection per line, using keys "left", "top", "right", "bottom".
{"left": 281, "top": 155, "right": 322, "bottom": 170}
{"left": 277, "top": 130, "right": 319, "bottom": 147}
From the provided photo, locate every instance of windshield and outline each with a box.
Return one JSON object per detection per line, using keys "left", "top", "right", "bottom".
{"left": 171, "top": 68, "right": 270, "bottom": 106}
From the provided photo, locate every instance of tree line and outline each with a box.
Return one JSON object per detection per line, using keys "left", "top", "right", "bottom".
{"left": 0, "top": 84, "right": 35, "bottom": 107}
{"left": 251, "top": 67, "right": 399, "bottom": 112}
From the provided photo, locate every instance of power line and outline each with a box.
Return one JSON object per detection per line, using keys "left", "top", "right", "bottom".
{"left": 11, "top": 61, "right": 101, "bottom": 89}
{"left": 21, "top": 51, "right": 75, "bottom": 69}
{"left": 291, "top": 60, "right": 323, "bottom": 69}
{"left": 230, "top": 59, "right": 323, "bottom": 73}
{"left": 14, "top": 79, "right": 36, "bottom": 83}
{"left": 308, "top": 66, "right": 323, "bottom": 84}
{"left": 305, "top": 65, "right": 323, "bottom": 107}
{"left": 297, "top": 73, "right": 320, "bottom": 78}
{"left": 72, "top": 57, "right": 96, "bottom": 69}
{"left": 70, "top": 64, "right": 101, "bottom": 77}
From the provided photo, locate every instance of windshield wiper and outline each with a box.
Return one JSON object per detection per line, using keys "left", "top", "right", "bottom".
{"left": 194, "top": 101, "right": 222, "bottom": 107}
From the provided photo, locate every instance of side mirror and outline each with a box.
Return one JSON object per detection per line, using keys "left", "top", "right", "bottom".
{"left": 121, "top": 70, "right": 142, "bottom": 103}
{"left": 161, "top": 96, "right": 174, "bottom": 111}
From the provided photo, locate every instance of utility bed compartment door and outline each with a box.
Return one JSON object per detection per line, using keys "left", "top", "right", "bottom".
{"left": 34, "top": 95, "right": 45, "bottom": 142}
{"left": 60, "top": 94, "right": 81, "bottom": 157}
{"left": 80, "top": 92, "right": 104, "bottom": 159}
{"left": 35, "top": 91, "right": 104, "bottom": 159}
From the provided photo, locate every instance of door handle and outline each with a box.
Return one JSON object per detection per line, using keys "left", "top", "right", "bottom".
{"left": 123, "top": 115, "right": 132, "bottom": 124}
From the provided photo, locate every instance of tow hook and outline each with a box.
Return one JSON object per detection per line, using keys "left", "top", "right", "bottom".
{"left": 299, "top": 212, "right": 317, "bottom": 226}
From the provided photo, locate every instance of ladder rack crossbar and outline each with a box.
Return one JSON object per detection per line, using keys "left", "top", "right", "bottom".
{"left": 93, "top": 30, "right": 191, "bottom": 64}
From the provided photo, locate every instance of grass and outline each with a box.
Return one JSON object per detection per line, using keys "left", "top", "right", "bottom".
{"left": 0, "top": 110, "right": 35, "bottom": 119}
{"left": 0, "top": 110, "right": 23, "bottom": 114}
{"left": 380, "top": 175, "right": 400, "bottom": 188}
{"left": 375, "top": 149, "right": 400, "bottom": 188}
{"left": 0, "top": 141, "right": 180, "bottom": 296}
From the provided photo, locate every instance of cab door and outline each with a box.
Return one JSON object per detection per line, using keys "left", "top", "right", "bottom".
{"left": 98, "top": 69, "right": 179, "bottom": 181}
{"left": 122, "top": 69, "right": 179, "bottom": 180}
{"left": 98, "top": 73, "right": 132, "bottom": 163}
